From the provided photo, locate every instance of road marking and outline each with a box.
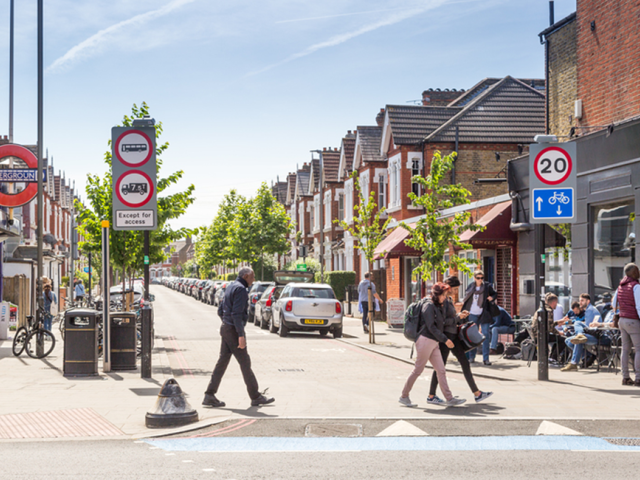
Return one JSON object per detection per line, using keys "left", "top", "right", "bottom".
{"left": 376, "top": 420, "right": 428, "bottom": 437}
{"left": 202, "top": 468, "right": 216, "bottom": 472}
{"left": 182, "top": 460, "right": 194, "bottom": 463}
{"left": 147, "top": 436, "right": 640, "bottom": 452}
{"left": 536, "top": 421, "right": 583, "bottom": 436}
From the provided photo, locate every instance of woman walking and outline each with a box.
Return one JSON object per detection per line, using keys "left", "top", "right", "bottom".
{"left": 462, "top": 270, "right": 497, "bottom": 365}
{"left": 399, "top": 283, "right": 466, "bottom": 408}
{"left": 612, "top": 263, "right": 640, "bottom": 386}
{"left": 428, "top": 276, "right": 494, "bottom": 405}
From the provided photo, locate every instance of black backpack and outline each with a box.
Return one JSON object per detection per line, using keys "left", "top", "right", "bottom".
{"left": 404, "top": 299, "right": 426, "bottom": 342}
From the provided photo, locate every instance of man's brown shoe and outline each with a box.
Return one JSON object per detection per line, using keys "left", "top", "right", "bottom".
{"left": 560, "top": 363, "right": 578, "bottom": 372}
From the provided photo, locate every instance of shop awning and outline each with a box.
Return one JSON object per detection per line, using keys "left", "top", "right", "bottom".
{"left": 374, "top": 224, "right": 422, "bottom": 260}
{"left": 458, "top": 201, "right": 516, "bottom": 248}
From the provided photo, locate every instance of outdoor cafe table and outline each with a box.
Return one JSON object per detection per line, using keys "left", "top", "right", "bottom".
{"left": 594, "top": 326, "right": 620, "bottom": 373}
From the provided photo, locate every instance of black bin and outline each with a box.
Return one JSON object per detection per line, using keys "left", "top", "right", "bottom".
{"left": 110, "top": 312, "right": 137, "bottom": 371}
{"left": 63, "top": 308, "right": 99, "bottom": 377}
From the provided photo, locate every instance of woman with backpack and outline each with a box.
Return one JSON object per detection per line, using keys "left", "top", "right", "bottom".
{"left": 427, "top": 276, "right": 494, "bottom": 405}
{"left": 399, "top": 282, "right": 466, "bottom": 408}
{"left": 612, "top": 263, "right": 640, "bottom": 386}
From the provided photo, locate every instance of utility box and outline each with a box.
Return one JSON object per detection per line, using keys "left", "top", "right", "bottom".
{"left": 110, "top": 312, "right": 137, "bottom": 371}
{"left": 63, "top": 308, "right": 99, "bottom": 377}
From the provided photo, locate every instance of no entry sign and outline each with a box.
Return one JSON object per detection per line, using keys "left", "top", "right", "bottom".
{"left": 112, "top": 126, "right": 157, "bottom": 230}
{"left": 529, "top": 142, "right": 577, "bottom": 224}
{"left": 0, "top": 144, "right": 39, "bottom": 207}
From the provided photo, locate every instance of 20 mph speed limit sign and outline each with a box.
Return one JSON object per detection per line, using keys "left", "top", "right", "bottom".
{"left": 529, "top": 142, "right": 577, "bottom": 224}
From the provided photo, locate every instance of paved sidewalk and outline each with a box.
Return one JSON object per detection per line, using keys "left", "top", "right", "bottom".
{"left": 340, "top": 315, "right": 634, "bottom": 390}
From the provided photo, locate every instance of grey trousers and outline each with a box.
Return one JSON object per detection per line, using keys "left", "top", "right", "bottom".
{"left": 619, "top": 317, "right": 640, "bottom": 380}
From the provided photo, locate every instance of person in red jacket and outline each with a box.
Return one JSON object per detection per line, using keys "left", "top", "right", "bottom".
{"left": 612, "top": 263, "right": 640, "bottom": 386}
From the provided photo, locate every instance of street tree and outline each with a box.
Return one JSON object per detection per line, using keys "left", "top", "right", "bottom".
{"left": 401, "top": 151, "right": 484, "bottom": 282}
{"left": 76, "top": 102, "right": 195, "bottom": 286}
{"left": 336, "top": 172, "right": 391, "bottom": 343}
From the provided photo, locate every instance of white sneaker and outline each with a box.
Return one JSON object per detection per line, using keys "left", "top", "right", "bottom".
{"left": 398, "top": 396, "right": 417, "bottom": 407}
{"left": 446, "top": 397, "right": 467, "bottom": 406}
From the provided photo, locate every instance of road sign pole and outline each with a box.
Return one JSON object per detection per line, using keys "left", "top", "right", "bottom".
{"left": 35, "top": 0, "right": 44, "bottom": 357}
{"left": 535, "top": 222, "right": 548, "bottom": 381}
{"left": 102, "top": 220, "right": 111, "bottom": 373}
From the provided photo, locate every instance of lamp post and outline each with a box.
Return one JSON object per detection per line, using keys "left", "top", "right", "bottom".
{"left": 310, "top": 150, "right": 325, "bottom": 283}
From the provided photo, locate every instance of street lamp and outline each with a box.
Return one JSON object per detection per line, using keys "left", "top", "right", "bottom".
{"left": 310, "top": 150, "right": 324, "bottom": 282}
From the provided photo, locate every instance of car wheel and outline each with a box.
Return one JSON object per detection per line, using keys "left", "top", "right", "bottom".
{"left": 269, "top": 317, "right": 277, "bottom": 334}
{"left": 319, "top": 329, "right": 328, "bottom": 337}
{"left": 332, "top": 326, "right": 343, "bottom": 339}
{"left": 260, "top": 315, "right": 268, "bottom": 330}
{"left": 278, "top": 318, "right": 289, "bottom": 338}
{"left": 254, "top": 312, "right": 260, "bottom": 326}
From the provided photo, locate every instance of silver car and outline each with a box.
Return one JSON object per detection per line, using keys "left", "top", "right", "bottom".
{"left": 271, "top": 281, "right": 343, "bottom": 339}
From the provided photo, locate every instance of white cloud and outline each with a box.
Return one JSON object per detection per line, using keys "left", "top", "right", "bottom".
{"left": 247, "top": 0, "right": 449, "bottom": 76}
{"left": 46, "top": 0, "right": 197, "bottom": 73}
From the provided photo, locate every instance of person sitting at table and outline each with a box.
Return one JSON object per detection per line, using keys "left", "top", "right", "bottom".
{"left": 561, "top": 294, "right": 605, "bottom": 372}
{"left": 489, "top": 306, "right": 515, "bottom": 355}
{"left": 565, "top": 302, "right": 584, "bottom": 322}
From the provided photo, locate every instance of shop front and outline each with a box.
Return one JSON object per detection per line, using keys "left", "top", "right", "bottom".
{"left": 509, "top": 118, "right": 640, "bottom": 315}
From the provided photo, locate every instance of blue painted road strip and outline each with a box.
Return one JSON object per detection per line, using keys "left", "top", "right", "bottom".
{"left": 146, "top": 436, "right": 640, "bottom": 452}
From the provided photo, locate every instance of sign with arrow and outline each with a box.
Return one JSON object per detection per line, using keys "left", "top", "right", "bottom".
{"left": 529, "top": 142, "right": 577, "bottom": 224}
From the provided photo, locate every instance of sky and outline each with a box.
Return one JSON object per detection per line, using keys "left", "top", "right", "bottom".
{"left": 0, "top": 0, "right": 576, "bottom": 230}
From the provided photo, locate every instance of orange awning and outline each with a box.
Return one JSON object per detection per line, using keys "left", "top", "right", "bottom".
{"left": 374, "top": 224, "right": 422, "bottom": 260}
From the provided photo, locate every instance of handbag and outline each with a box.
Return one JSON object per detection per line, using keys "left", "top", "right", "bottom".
{"left": 487, "top": 300, "right": 500, "bottom": 318}
{"left": 458, "top": 322, "right": 486, "bottom": 352}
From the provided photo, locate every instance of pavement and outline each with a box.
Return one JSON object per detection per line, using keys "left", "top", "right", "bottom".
{"left": 1, "top": 285, "right": 639, "bottom": 443}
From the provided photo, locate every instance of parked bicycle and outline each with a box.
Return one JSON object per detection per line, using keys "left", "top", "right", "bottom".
{"left": 12, "top": 314, "right": 56, "bottom": 358}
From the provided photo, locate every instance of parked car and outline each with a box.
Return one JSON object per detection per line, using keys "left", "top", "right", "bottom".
{"left": 206, "top": 281, "right": 223, "bottom": 305}
{"left": 248, "top": 281, "right": 274, "bottom": 324}
{"left": 200, "top": 280, "right": 214, "bottom": 303}
{"left": 214, "top": 282, "right": 228, "bottom": 306}
{"left": 270, "top": 271, "right": 342, "bottom": 338}
{"left": 254, "top": 284, "right": 285, "bottom": 330}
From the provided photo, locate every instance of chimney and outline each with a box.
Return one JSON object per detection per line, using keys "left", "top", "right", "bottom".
{"left": 376, "top": 108, "right": 385, "bottom": 127}
{"left": 422, "top": 88, "right": 465, "bottom": 106}
{"left": 323, "top": 147, "right": 327, "bottom": 151}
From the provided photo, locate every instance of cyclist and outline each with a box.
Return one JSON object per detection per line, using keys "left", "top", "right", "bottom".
{"left": 43, "top": 282, "right": 58, "bottom": 333}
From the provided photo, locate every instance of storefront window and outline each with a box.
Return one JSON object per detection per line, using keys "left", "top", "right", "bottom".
{"left": 458, "top": 250, "right": 478, "bottom": 293}
{"left": 592, "top": 201, "right": 636, "bottom": 299}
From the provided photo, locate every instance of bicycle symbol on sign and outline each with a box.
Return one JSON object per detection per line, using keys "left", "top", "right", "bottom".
{"left": 548, "top": 191, "right": 570, "bottom": 205}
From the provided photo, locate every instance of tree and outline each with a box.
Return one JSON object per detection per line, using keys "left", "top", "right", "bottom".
{"left": 76, "top": 102, "right": 195, "bottom": 284}
{"left": 336, "top": 172, "right": 390, "bottom": 343}
{"left": 400, "top": 151, "right": 484, "bottom": 282}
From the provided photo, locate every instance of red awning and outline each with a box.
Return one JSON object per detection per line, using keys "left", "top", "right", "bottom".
{"left": 458, "top": 201, "right": 516, "bottom": 248}
{"left": 374, "top": 225, "right": 422, "bottom": 260}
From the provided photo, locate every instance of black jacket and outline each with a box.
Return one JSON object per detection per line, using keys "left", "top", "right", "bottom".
{"left": 218, "top": 277, "right": 249, "bottom": 337}
{"left": 461, "top": 281, "right": 498, "bottom": 324}
{"left": 420, "top": 300, "right": 449, "bottom": 344}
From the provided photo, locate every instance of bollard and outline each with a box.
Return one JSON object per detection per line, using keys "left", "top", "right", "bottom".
{"left": 145, "top": 378, "right": 198, "bottom": 428}
{"left": 141, "top": 305, "right": 153, "bottom": 378}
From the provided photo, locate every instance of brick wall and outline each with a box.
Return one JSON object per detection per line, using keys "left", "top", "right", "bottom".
{"left": 577, "top": 0, "right": 640, "bottom": 126}
{"left": 385, "top": 257, "right": 402, "bottom": 299}
{"left": 547, "top": 18, "right": 577, "bottom": 137}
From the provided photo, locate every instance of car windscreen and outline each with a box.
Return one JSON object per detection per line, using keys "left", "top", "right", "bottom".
{"left": 260, "top": 286, "right": 275, "bottom": 300}
{"left": 292, "top": 287, "right": 335, "bottom": 299}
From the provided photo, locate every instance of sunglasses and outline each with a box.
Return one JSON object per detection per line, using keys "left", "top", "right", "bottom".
{"left": 475, "top": 276, "right": 484, "bottom": 280}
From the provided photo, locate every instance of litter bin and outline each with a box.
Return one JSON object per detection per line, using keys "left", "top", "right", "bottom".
{"left": 63, "top": 308, "right": 99, "bottom": 377}
{"left": 110, "top": 311, "right": 137, "bottom": 371}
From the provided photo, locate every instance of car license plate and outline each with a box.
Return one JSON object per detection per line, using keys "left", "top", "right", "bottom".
{"left": 303, "top": 319, "right": 325, "bottom": 325}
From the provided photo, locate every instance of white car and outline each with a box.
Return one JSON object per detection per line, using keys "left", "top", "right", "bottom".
{"left": 271, "top": 281, "right": 343, "bottom": 339}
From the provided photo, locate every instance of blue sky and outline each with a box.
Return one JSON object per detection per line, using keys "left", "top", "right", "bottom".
{"left": 0, "top": 0, "right": 576, "bottom": 230}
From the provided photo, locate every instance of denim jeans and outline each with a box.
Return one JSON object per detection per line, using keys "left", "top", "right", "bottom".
{"left": 565, "top": 333, "right": 597, "bottom": 364}
{"left": 43, "top": 313, "right": 53, "bottom": 332}
{"left": 490, "top": 325, "right": 516, "bottom": 350}
{"left": 467, "top": 314, "right": 491, "bottom": 363}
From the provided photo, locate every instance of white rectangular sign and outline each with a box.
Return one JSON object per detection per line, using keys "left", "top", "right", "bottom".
{"left": 115, "top": 210, "right": 155, "bottom": 228}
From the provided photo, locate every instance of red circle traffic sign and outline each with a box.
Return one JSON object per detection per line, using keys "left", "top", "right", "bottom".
{"left": 114, "top": 129, "right": 153, "bottom": 167}
{"left": 534, "top": 146, "right": 573, "bottom": 185}
{"left": 115, "top": 170, "right": 154, "bottom": 208}
{"left": 0, "top": 144, "right": 39, "bottom": 207}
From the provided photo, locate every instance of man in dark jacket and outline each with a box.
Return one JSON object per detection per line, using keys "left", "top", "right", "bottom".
{"left": 461, "top": 270, "right": 497, "bottom": 365}
{"left": 489, "top": 306, "right": 515, "bottom": 354}
{"left": 203, "top": 267, "right": 274, "bottom": 408}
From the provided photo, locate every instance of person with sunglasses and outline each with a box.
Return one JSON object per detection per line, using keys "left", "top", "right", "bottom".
{"left": 461, "top": 270, "right": 497, "bottom": 365}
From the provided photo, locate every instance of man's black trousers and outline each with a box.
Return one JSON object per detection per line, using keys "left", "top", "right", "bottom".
{"left": 205, "top": 324, "right": 260, "bottom": 400}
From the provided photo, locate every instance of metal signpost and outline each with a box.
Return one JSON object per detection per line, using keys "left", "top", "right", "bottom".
{"left": 111, "top": 119, "right": 158, "bottom": 378}
{"left": 101, "top": 221, "right": 111, "bottom": 372}
{"left": 529, "top": 141, "right": 577, "bottom": 380}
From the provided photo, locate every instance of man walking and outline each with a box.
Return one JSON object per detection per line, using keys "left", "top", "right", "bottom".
{"left": 358, "top": 272, "right": 383, "bottom": 333}
{"left": 203, "top": 267, "right": 274, "bottom": 408}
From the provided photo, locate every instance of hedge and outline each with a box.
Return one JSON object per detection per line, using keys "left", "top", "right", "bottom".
{"left": 316, "top": 271, "right": 356, "bottom": 301}
{"left": 226, "top": 273, "right": 237, "bottom": 281}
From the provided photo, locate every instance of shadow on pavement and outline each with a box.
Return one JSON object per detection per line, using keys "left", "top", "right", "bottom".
{"left": 219, "top": 407, "right": 279, "bottom": 418}
{"left": 423, "top": 403, "right": 505, "bottom": 417}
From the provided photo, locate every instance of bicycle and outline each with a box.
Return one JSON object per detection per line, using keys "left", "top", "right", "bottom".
{"left": 548, "top": 191, "right": 570, "bottom": 205}
{"left": 12, "top": 314, "right": 56, "bottom": 358}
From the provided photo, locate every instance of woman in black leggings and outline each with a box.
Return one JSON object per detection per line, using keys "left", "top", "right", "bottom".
{"left": 427, "top": 276, "right": 493, "bottom": 405}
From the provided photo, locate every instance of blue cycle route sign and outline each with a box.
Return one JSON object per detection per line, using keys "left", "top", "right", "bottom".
{"left": 531, "top": 188, "right": 574, "bottom": 222}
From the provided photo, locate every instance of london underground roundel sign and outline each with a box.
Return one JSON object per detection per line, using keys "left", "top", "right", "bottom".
{"left": 533, "top": 146, "right": 573, "bottom": 185}
{"left": 0, "top": 144, "right": 38, "bottom": 207}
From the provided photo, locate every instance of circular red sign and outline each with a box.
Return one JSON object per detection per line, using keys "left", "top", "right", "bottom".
{"left": 114, "top": 130, "right": 153, "bottom": 167}
{"left": 0, "top": 144, "right": 39, "bottom": 207}
{"left": 115, "top": 170, "right": 154, "bottom": 208}
{"left": 534, "top": 146, "right": 573, "bottom": 185}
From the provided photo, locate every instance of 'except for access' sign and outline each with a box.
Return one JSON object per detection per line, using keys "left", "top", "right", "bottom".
{"left": 112, "top": 126, "right": 157, "bottom": 231}
{"left": 528, "top": 142, "right": 577, "bottom": 224}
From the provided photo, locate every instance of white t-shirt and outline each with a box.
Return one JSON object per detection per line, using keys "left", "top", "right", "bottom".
{"left": 469, "top": 286, "right": 484, "bottom": 316}
{"left": 553, "top": 305, "right": 564, "bottom": 321}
